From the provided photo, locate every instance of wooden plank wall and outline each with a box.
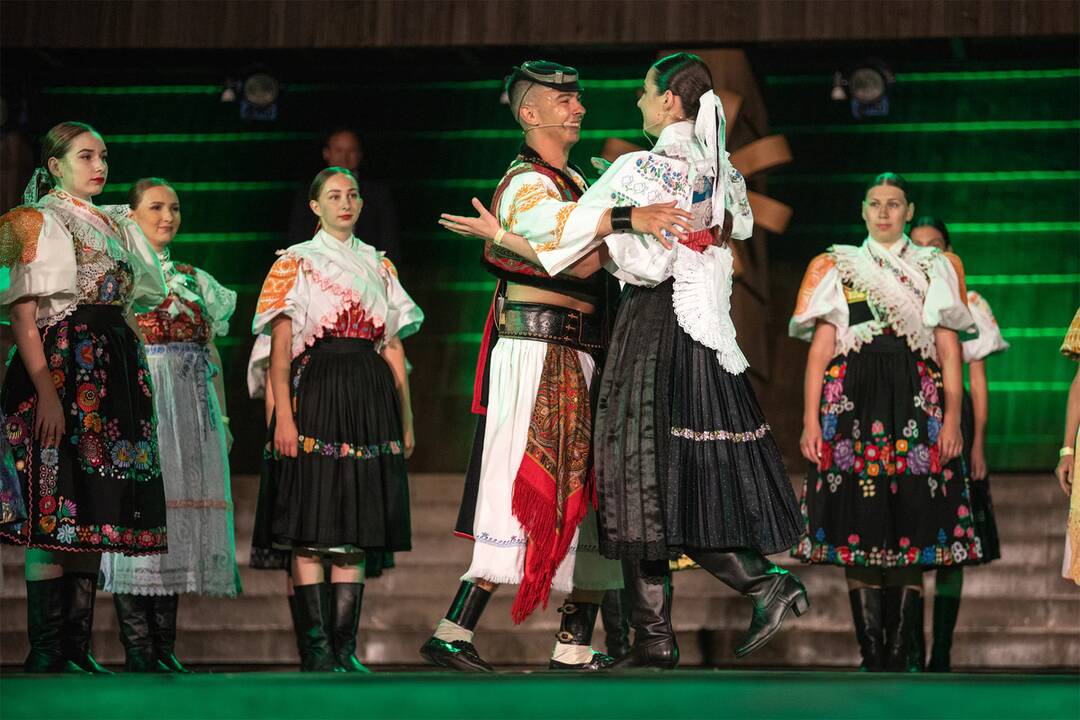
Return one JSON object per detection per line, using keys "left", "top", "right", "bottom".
{"left": 2, "top": 0, "right": 1077, "bottom": 49}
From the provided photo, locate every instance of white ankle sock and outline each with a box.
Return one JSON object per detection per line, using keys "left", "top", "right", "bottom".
{"left": 551, "top": 642, "right": 595, "bottom": 665}
{"left": 433, "top": 618, "right": 474, "bottom": 644}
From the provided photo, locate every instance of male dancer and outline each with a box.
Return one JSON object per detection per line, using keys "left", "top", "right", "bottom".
{"left": 420, "top": 60, "right": 690, "bottom": 672}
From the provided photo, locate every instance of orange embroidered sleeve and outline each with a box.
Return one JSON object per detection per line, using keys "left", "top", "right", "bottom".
{"left": 943, "top": 252, "right": 968, "bottom": 303}
{"left": 255, "top": 254, "right": 299, "bottom": 315}
{"left": 0, "top": 206, "right": 44, "bottom": 267}
{"left": 380, "top": 256, "right": 399, "bottom": 278}
{"left": 793, "top": 253, "right": 836, "bottom": 317}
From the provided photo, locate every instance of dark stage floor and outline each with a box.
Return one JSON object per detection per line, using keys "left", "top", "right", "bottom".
{"left": 1, "top": 670, "right": 1077, "bottom": 720}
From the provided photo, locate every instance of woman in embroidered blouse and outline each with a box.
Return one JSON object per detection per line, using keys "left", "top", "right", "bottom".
{"left": 910, "top": 216, "right": 1007, "bottom": 671}
{"left": 789, "top": 174, "right": 977, "bottom": 672}
{"left": 250, "top": 167, "right": 422, "bottom": 672}
{"left": 0, "top": 121, "right": 167, "bottom": 673}
{"left": 440, "top": 54, "right": 807, "bottom": 668}
{"left": 98, "top": 178, "right": 240, "bottom": 673}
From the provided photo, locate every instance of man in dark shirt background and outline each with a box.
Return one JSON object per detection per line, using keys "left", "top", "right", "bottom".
{"left": 287, "top": 126, "right": 401, "bottom": 259}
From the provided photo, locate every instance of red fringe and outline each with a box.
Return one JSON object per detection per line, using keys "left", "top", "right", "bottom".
{"left": 509, "top": 454, "right": 588, "bottom": 624}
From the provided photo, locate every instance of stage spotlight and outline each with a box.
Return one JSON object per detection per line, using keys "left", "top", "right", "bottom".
{"left": 831, "top": 59, "right": 895, "bottom": 119}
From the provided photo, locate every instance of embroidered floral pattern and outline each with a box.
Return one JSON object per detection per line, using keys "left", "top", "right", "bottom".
{"left": 671, "top": 423, "right": 771, "bottom": 442}
{"left": 796, "top": 354, "right": 980, "bottom": 568}
{"left": 330, "top": 302, "right": 385, "bottom": 341}
{"left": 263, "top": 437, "right": 403, "bottom": 460}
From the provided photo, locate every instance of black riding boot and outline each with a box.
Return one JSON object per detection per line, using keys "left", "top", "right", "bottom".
{"left": 548, "top": 600, "right": 614, "bottom": 670}
{"left": 687, "top": 549, "right": 809, "bottom": 658}
{"left": 611, "top": 559, "right": 678, "bottom": 670}
{"left": 114, "top": 593, "right": 169, "bottom": 672}
{"left": 151, "top": 594, "right": 190, "bottom": 673}
{"left": 928, "top": 594, "right": 961, "bottom": 672}
{"left": 63, "top": 573, "right": 113, "bottom": 673}
{"left": 293, "top": 583, "right": 345, "bottom": 672}
{"left": 420, "top": 580, "right": 494, "bottom": 672}
{"left": 24, "top": 578, "right": 86, "bottom": 673}
{"left": 884, "top": 586, "right": 923, "bottom": 672}
{"left": 330, "top": 582, "right": 371, "bottom": 672}
{"left": 600, "top": 589, "right": 631, "bottom": 660}
{"left": 848, "top": 587, "right": 885, "bottom": 672}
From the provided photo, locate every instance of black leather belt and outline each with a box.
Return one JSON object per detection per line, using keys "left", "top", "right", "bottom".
{"left": 497, "top": 299, "right": 602, "bottom": 353}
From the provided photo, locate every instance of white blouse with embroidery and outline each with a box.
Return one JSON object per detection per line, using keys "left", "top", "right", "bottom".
{"left": 789, "top": 236, "right": 977, "bottom": 363}
{"left": 962, "top": 290, "right": 1008, "bottom": 363}
{"left": 524, "top": 114, "right": 754, "bottom": 375}
{"left": 245, "top": 230, "right": 423, "bottom": 392}
{"left": 0, "top": 191, "right": 167, "bottom": 327}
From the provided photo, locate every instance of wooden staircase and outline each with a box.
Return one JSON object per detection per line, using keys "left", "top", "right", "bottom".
{"left": 2, "top": 473, "right": 1077, "bottom": 670}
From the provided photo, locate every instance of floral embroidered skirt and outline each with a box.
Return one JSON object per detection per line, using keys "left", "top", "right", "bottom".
{"left": 0, "top": 305, "right": 167, "bottom": 554}
{"left": 252, "top": 337, "right": 410, "bottom": 558}
{"left": 595, "top": 280, "right": 803, "bottom": 561}
{"left": 0, "top": 412, "right": 27, "bottom": 529}
{"left": 100, "top": 342, "right": 241, "bottom": 596}
{"left": 793, "top": 332, "right": 982, "bottom": 568}
{"left": 960, "top": 390, "right": 1000, "bottom": 564}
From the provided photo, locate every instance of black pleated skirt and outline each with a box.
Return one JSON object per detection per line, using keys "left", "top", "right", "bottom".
{"left": 793, "top": 333, "right": 983, "bottom": 568}
{"left": 251, "top": 337, "right": 410, "bottom": 558}
{"left": 961, "top": 390, "right": 1001, "bottom": 564}
{"left": 595, "top": 279, "right": 802, "bottom": 560}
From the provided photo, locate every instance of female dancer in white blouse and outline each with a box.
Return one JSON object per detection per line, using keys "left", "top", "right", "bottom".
{"left": 250, "top": 167, "right": 422, "bottom": 671}
{"left": 790, "top": 174, "right": 977, "bottom": 671}
{"left": 100, "top": 178, "right": 241, "bottom": 672}
{"left": 0, "top": 122, "right": 167, "bottom": 673}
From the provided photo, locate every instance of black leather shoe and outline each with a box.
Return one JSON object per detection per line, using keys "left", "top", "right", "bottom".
{"left": 293, "top": 583, "right": 345, "bottom": 672}
{"left": 420, "top": 636, "right": 494, "bottom": 672}
{"left": 884, "top": 586, "right": 923, "bottom": 672}
{"left": 62, "top": 573, "right": 113, "bottom": 674}
{"left": 150, "top": 594, "right": 191, "bottom": 673}
{"left": 549, "top": 652, "right": 615, "bottom": 671}
{"left": 849, "top": 587, "right": 885, "bottom": 672}
{"left": 611, "top": 559, "right": 679, "bottom": 670}
{"left": 24, "top": 578, "right": 87, "bottom": 674}
{"left": 687, "top": 549, "right": 809, "bottom": 658}
{"left": 419, "top": 581, "right": 494, "bottom": 671}
{"left": 330, "top": 583, "right": 371, "bottom": 673}
{"left": 114, "top": 593, "right": 170, "bottom": 673}
{"left": 600, "top": 589, "right": 631, "bottom": 660}
{"left": 547, "top": 601, "right": 613, "bottom": 671}
{"left": 928, "top": 594, "right": 960, "bottom": 672}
